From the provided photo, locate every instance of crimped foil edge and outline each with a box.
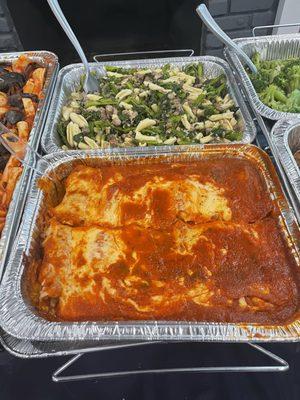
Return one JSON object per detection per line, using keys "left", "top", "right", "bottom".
{"left": 272, "top": 118, "right": 300, "bottom": 201}
{"left": 41, "top": 56, "right": 256, "bottom": 154}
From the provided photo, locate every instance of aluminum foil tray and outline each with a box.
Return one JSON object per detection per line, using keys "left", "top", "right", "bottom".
{"left": 272, "top": 118, "right": 300, "bottom": 201}
{"left": 41, "top": 56, "right": 256, "bottom": 154}
{"left": 0, "top": 326, "right": 144, "bottom": 359}
{"left": 1, "top": 145, "right": 300, "bottom": 343}
{"left": 224, "top": 33, "right": 300, "bottom": 120}
{"left": 0, "top": 51, "right": 59, "bottom": 282}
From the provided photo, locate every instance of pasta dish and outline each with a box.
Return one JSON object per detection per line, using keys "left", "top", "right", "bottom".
{"left": 57, "top": 63, "right": 243, "bottom": 149}
{"left": 27, "top": 157, "right": 300, "bottom": 324}
{"left": 0, "top": 54, "right": 46, "bottom": 233}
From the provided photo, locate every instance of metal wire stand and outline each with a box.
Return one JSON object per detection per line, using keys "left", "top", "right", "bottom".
{"left": 50, "top": 53, "right": 293, "bottom": 383}
{"left": 252, "top": 22, "right": 300, "bottom": 36}
{"left": 0, "top": 47, "right": 292, "bottom": 382}
{"left": 93, "top": 49, "right": 194, "bottom": 62}
{"left": 52, "top": 342, "right": 288, "bottom": 382}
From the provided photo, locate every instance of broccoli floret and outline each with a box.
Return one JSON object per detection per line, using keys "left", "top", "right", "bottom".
{"left": 273, "top": 74, "right": 288, "bottom": 91}
{"left": 282, "top": 58, "right": 300, "bottom": 73}
{"left": 251, "top": 52, "right": 261, "bottom": 68}
{"left": 285, "top": 89, "right": 300, "bottom": 113}
{"left": 287, "top": 65, "right": 300, "bottom": 92}
{"left": 250, "top": 73, "right": 268, "bottom": 92}
{"left": 259, "top": 84, "right": 287, "bottom": 108}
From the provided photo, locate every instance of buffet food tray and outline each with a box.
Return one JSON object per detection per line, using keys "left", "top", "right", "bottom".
{"left": 272, "top": 118, "right": 300, "bottom": 202}
{"left": 1, "top": 144, "right": 300, "bottom": 343}
{"left": 41, "top": 56, "right": 256, "bottom": 154}
{"left": 224, "top": 33, "right": 300, "bottom": 120}
{"left": 0, "top": 51, "right": 59, "bottom": 281}
{"left": 0, "top": 325, "right": 143, "bottom": 358}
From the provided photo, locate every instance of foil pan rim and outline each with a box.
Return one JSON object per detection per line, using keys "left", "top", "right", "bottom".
{"left": 224, "top": 33, "right": 300, "bottom": 121}
{"left": 1, "top": 145, "right": 300, "bottom": 342}
{"left": 41, "top": 55, "right": 256, "bottom": 154}
{"left": 272, "top": 118, "right": 300, "bottom": 199}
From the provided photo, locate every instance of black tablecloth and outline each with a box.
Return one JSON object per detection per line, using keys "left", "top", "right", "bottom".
{"left": 1, "top": 343, "right": 300, "bottom": 399}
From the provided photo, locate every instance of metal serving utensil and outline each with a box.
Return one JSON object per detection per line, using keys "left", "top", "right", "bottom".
{"left": 196, "top": 4, "right": 257, "bottom": 74}
{"left": 47, "top": 0, "right": 99, "bottom": 92}
{"left": 0, "top": 122, "right": 55, "bottom": 180}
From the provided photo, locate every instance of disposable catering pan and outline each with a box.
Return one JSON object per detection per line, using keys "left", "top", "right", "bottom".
{"left": 0, "top": 51, "right": 59, "bottom": 282}
{"left": 0, "top": 324, "right": 143, "bottom": 359}
{"left": 272, "top": 118, "right": 300, "bottom": 202}
{"left": 224, "top": 33, "right": 300, "bottom": 120}
{"left": 1, "top": 144, "right": 300, "bottom": 343}
{"left": 41, "top": 56, "right": 256, "bottom": 154}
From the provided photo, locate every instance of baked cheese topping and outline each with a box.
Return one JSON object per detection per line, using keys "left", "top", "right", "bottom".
{"left": 27, "top": 158, "right": 299, "bottom": 324}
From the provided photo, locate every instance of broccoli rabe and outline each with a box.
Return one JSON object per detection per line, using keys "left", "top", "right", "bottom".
{"left": 248, "top": 52, "right": 300, "bottom": 113}
{"left": 59, "top": 63, "right": 243, "bottom": 149}
{"left": 183, "top": 64, "right": 203, "bottom": 81}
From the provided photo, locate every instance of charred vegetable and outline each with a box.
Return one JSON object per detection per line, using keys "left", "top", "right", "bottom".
{"left": 0, "top": 71, "right": 25, "bottom": 94}
{"left": 4, "top": 109, "right": 24, "bottom": 125}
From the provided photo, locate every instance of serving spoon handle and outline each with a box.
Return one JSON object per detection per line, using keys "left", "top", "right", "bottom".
{"left": 47, "top": 0, "right": 99, "bottom": 92}
{"left": 196, "top": 4, "right": 257, "bottom": 74}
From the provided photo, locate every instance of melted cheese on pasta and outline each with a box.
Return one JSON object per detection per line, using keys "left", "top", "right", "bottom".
{"left": 52, "top": 170, "right": 232, "bottom": 228}
{"left": 31, "top": 159, "right": 299, "bottom": 324}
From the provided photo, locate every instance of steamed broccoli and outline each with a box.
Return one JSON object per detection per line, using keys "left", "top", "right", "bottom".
{"left": 285, "top": 89, "right": 300, "bottom": 113}
{"left": 247, "top": 54, "right": 300, "bottom": 113}
{"left": 259, "top": 84, "right": 287, "bottom": 109}
{"left": 286, "top": 65, "right": 300, "bottom": 92}
{"left": 273, "top": 74, "right": 288, "bottom": 91}
{"left": 250, "top": 72, "right": 269, "bottom": 92}
{"left": 252, "top": 52, "right": 261, "bottom": 68}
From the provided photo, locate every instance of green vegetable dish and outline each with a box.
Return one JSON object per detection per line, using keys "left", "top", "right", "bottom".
{"left": 248, "top": 52, "right": 300, "bottom": 113}
{"left": 58, "top": 63, "right": 243, "bottom": 149}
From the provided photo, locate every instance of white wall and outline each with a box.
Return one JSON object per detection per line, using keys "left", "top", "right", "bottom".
{"left": 274, "top": 0, "right": 300, "bottom": 34}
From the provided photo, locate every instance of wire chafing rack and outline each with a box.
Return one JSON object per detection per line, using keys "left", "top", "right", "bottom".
{"left": 1, "top": 37, "right": 300, "bottom": 382}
